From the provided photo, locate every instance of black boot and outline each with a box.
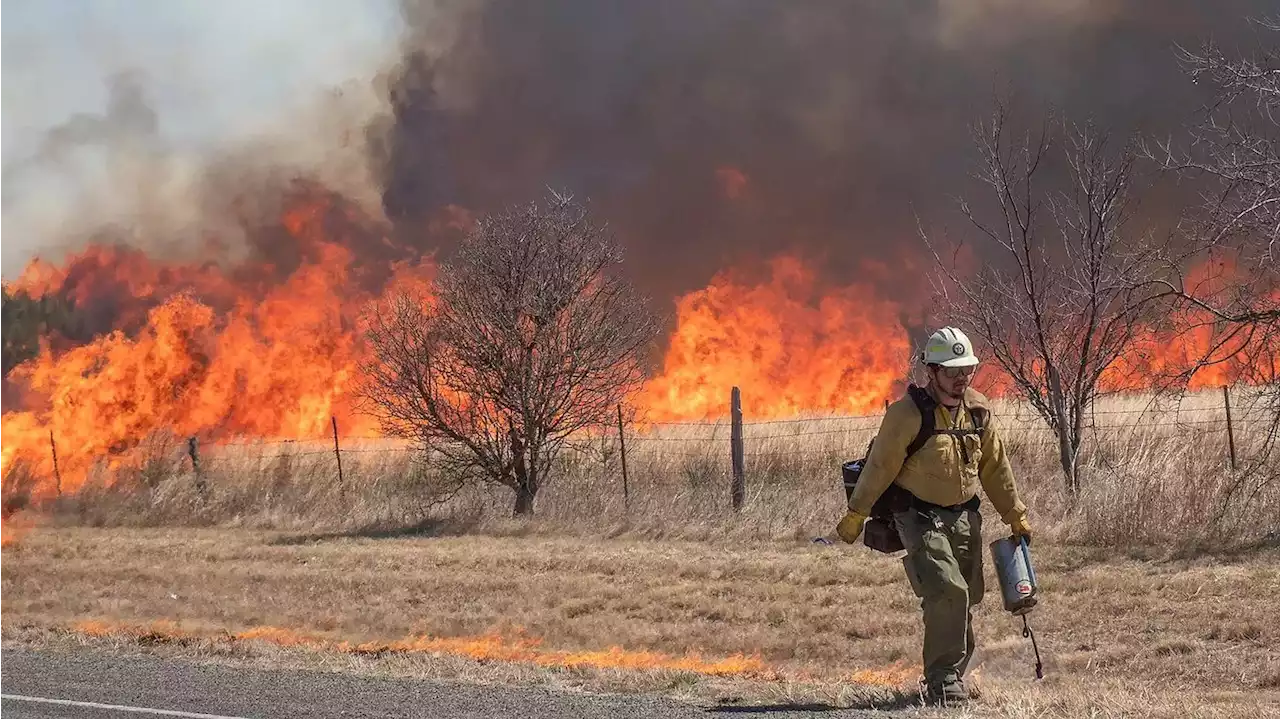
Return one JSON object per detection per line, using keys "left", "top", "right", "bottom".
{"left": 922, "top": 677, "right": 970, "bottom": 707}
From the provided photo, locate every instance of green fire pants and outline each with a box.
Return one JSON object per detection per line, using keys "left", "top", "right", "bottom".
{"left": 894, "top": 506, "right": 985, "bottom": 686}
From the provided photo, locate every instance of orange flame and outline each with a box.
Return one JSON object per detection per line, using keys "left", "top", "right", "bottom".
{"left": 60, "top": 619, "right": 924, "bottom": 688}
{"left": 1, "top": 192, "right": 435, "bottom": 496}
{"left": 67, "top": 620, "right": 772, "bottom": 678}
{"left": 4, "top": 199, "right": 1275, "bottom": 503}
{"left": 639, "top": 255, "right": 912, "bottom": 420}
{"left": 637, "top": 254, "right": 1277, "bottom": 422}
{"left": 1102, "top": 259, "right": 1279, "bottom": 391}
{"left": 849, "top": 661, "right": 919, "bottom": 688}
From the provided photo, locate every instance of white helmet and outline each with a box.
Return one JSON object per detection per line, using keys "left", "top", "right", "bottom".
{"left": 921, "top": 326, "right": 980, "bottom": 367}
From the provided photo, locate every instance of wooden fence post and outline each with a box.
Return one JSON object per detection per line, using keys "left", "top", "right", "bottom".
{"left": 188, "top": 436, "right": 207, "bottom": 500}
{"left": 49, "top": 430, "right": 62, "bottom": 497}
{"left": 616, "top": 404, "right": 629, "bottom": 508}
{"left": 1223, "top": 385, "right": 1237, "bottom": 470}
{"left": 332, "top": 416, "right": 345, "bottom": 499}
{"left": 731, "top": 386, "right": 745, "bottom": 511}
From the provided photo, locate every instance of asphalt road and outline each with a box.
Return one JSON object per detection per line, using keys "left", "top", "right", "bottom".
{"left": 1, "top": 648, "right": 895, "bottom": 718}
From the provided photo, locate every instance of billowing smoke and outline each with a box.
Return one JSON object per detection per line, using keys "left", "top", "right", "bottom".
{"left": 377, "top": 0, "right": 1273, "bottom": 308}
{"left": 4, "top": 0, "right": 1276, "bottom": 310}
{"left": 1, "top": 0, "right": 1275, "bottom": 476}
{"left": 1, "top": 0, "right": 407, "bottom": 276}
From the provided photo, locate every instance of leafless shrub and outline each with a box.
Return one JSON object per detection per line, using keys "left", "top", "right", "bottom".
{"left": 1144, "top": 19, "right": 1280, "bottom": 524}
{"left": 358, "top": 191, "right": 660, "bottom": 515}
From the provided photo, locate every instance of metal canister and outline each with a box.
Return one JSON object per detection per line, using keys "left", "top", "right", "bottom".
{"left": 989, "top": 535, "right": 1038, "bottom": 615}
{"left": 840, "top": 459, "right": 864, "bottom": 503}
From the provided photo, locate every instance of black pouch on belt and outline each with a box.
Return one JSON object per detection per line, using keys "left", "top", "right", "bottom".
{"left": 863, "top": 516, "right": 906, "bottom": 554}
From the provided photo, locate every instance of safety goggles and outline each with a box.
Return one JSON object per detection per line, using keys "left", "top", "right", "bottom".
{"left": 931, "top": 364, "right": 977, "bottom": 379}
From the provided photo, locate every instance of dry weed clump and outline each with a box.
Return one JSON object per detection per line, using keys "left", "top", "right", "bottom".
{"left": 5, "top": 388, "right": 1277, "bottom": 548}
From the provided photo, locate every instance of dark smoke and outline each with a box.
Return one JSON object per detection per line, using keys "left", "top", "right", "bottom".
{"left": 377, "top": 0, "right": 1275, "bottom": 311}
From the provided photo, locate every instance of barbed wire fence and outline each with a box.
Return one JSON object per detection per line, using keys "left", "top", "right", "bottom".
{"left": 33, "top": 383, "right": 1274, "bottom": 514}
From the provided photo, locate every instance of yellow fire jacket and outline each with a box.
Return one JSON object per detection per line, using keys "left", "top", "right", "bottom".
{"left": 848, "top": 387, "right": 1028, "bottom": 524}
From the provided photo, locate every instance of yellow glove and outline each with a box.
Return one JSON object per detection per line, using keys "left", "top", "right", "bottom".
{"left": 836, "top": 511, "right": 868, "bottom": 544}
{"left": 1009, "top": 513, "right": 1033, "bottom": 543}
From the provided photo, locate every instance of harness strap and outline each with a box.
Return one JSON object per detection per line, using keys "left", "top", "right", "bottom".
{"left": 903, "top": 384, "right": 987, "bottom": 464}
{"left": 936, "top": 427, "right": 982, "bottom": 464}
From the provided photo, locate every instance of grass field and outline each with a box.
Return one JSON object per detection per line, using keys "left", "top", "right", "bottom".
{"left": 14, "top": 387, "right": 1276, "bottom": 550}
{"left": 3, "top": 526, "right": 1278, "bottom": 718}
{"left": 3, "top": 388, "right": 1279, "bottom": 716}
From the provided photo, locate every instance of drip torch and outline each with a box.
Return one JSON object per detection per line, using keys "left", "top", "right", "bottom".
{"left": 989, "top": 534, "right": 1044, "bottom": 679}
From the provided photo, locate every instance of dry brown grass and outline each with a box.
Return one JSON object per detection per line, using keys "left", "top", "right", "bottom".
{"left": 3, "top": 387, "right": 1277, "bottom": 715}
{"left": 11, "top": 387, "right": 1275, "bottom": 552}
{"left": 3, "top": 526, "right": 1278, "bottom": 717}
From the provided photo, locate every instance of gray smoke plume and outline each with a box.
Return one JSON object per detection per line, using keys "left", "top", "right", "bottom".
{"left": 377, "top": 0, "right": 1276, "bottom": 307}
{"left": 1, "top": 0, "right": 409, "bottom": 277}
{"left": 4, "top": 0, "right": 1276, "bottom": 314}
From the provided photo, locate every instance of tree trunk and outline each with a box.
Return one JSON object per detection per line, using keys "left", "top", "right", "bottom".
{"left": 1067, "top": 396, "right": 1088, "bottom": 496}
{"left": 1048, "top": 366, "right": 1079, "bottom": 495}
{"left": 1058, "top": 434, "right": 1078, "bottom": 495}
{"left": 513, "top": 478, "right": 537, "bottom": 516}
{"left": 509, "top": 424, "right": 536, "bottom": 516}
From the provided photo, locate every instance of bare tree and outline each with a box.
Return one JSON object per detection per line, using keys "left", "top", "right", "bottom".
{"left": 922, "top": 102, "right": 1173, "bottom": 494}
{"left": 1145, "top": 20, "right": 1280, "bottom": 374}
{"left": 359, "top": 192, "right": 660, "bottom": 515}
{"left": 1145, "top": 19, "right": 1280, "bottom": 523}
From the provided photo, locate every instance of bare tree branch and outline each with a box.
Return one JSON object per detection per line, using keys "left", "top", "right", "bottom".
{"left": 923, "top": 99, "right": 1171, "bottom": 494}
{"left": 1143, "top": 20, "right": 1280, "bottom": 520}
{"left": 357, "top": 192, "right": 660, "bottom": 515}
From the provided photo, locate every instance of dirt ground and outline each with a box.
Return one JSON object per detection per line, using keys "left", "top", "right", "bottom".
{"left": 2, "top": 526, "right": 1278, "bottom": 718}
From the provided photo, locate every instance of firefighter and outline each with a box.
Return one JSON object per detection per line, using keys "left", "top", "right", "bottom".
{"left": 835, "top": 326, "right": 1032, "bottom": 706}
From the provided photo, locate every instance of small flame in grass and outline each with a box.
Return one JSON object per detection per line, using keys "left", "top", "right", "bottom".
{"left": 65, "top": 621, "right": 773, "bottom": 678}
{"left": 235, "top": 626, "right": 317, "bottom": 647}
{"left": 344, "top": 631, "right": 771, "bottom": 676}
{"left": 849, "top": 661, "right": 919, "bottom": 688}
{"left": 72, "top": 619, "right": 130, "bottom": 637}
{"left": 60, "top": 621, "right": 921, "bottom": 688}
{"left": 58, "top": 620, "right": 930, "bottom": 690}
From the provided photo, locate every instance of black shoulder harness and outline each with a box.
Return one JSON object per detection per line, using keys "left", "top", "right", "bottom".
{"left": 903, "top": 384, "right": 987, "bottom": 464}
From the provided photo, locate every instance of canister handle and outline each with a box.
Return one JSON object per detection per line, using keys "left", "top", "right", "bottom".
{"left": 1018, "top": 535, "right": 1037, "bottom": 587}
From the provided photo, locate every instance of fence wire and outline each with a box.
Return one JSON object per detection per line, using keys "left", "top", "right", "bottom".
{"left": 28, "top": 384, "right": 1274, "bottom": 503}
